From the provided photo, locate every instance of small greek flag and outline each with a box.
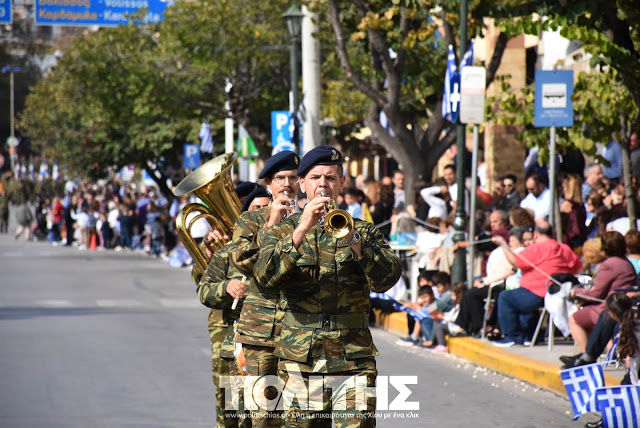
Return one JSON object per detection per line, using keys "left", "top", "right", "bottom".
{"left": 560, "top": 362, "right": 604, "bottom": 420}
{"left": 28, "top": 162, "right": 34, "bottom": 180}
{"left": 199, "top": 122, "right": 214, "bottom": 154}
{"left": 595, "top": 386, "right": 640, "bottom": 428}
{"left": 369, "top": 292, "right": 429, "bottom": 322}
{"left": 39, "top": 162, "right": 49, "bottom": 180}
{"left": 442, "top": 40, "right": 474, "bottom": 123}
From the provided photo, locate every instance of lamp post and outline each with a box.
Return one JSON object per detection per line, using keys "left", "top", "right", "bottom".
{"left": 2, "top": 66, "right": 22, "bottom": 171}
{"left": 451, "top": 0, "right": 468, "bottom": 285}
{"left": 283, "top": 1, "right": 303, "bottom": 154}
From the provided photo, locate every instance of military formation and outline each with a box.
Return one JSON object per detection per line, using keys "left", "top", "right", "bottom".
{"left": 188, "top": 146, "right": 402, "bottom": 428}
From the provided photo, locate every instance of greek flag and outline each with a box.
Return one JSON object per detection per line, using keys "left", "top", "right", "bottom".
{"left": 369, "top": 292, "right": 429, "bottom": 322}
{"left": 442, "top": 40, "right": 474, "bottom": 123}
{"left": 199, "top": 122, "right": 214, "bottom": 154}
{"left": 595, "top": 386, "right": 640, "bottom": 428}
{"left": 39, "top": 162, "right": 49, "bottom": 180}
{"left": 560, "top": 362, "right": 604, "bottom": 420}
{"left": 28, "top": 162, "right": 34, "bottom": 180}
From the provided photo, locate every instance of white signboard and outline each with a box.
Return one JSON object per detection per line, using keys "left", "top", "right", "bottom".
{"left": 541, "top": 83, "right": 567, "bottom": 108}
{"left": 460, "top": 66, "right": 486, "bottom": 125}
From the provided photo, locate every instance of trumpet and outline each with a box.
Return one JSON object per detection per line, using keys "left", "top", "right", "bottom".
{"left": 320, "top": 191, "right": 354, "bottom": 239}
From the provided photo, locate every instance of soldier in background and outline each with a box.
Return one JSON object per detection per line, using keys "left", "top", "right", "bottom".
{"left": 254, "top": 146, "right": 402, "bottom": 427}
{"left": 229, "top": 150, "right": 300, "bottom": 427}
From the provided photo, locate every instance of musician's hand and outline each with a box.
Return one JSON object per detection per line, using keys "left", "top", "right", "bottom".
{"left": 204, "top": 230, "right": 228, "bottom": 258}
{"left": 268, "top": 193, "right": 294, "bottom": 227}
{"left": 299, "top": 195, "right": 329, "bottom": 231}
{"left": 226, "top": 279, "right": 247, "bottom": 300}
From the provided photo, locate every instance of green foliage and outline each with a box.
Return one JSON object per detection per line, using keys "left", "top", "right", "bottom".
{"left": 487, "top": 69, "right": 638, "bottom": 166}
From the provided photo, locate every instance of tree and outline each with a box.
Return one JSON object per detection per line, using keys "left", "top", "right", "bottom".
{"left": 19, "top": 1, "right": 294, "bottom": 194}
{"left": 309, "top": 0, "right": 509, "bottom": 205}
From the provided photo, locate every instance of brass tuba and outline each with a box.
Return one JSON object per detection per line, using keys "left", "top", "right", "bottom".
{"left": 320, "top": 191, "right": 354, "bottom": 239}
{"left": 173, "top": 153, "right": 241, "bottom": 274}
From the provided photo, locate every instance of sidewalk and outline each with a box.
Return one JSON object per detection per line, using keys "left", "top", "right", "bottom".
{"left": 377, "top": 311, "right": 627, "bottom": 396}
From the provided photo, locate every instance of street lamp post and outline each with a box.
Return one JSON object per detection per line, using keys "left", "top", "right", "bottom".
{"left": 451, "top": 0, "right": 468, "bottom": 285}
{"left": 2, "top": 66, "right": 22, "bottom": 171}
{"left": 283, "top": 2, "right": 303, "bottom": 154}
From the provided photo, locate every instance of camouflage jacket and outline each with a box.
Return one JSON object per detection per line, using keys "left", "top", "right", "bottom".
{"left": 254, "top": 213, "right": 402, "bottom": 373}
{"left": 231, "top": 202, "right": 285, "bottom": 347}
{"left": 198, "top": 241, "right": 246, "bottom": 328}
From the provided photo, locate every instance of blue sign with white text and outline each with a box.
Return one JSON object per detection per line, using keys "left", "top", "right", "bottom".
{"left": 271, "top": 111, "right": 296, "bottom": 154}
{"left": 35, "top": 0, "right": 173, "bottom": 27}
{"left": 0, "top": 0, "right": 12, "bottom": 24}
{"left": 183, "top": 144, "right": 201, "bottom": 170}
{"left": 534, "top": 70, "right": 574, "bottom": 128}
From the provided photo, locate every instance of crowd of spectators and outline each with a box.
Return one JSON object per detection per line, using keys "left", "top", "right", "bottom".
{"left": 2, "top": 139, "right": 640, "bottom": 376}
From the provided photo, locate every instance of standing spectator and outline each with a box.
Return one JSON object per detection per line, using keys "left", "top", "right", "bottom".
{"left": 582, "top": 165, "right": 604, "bottom": 201}
{"left": 630, "top": 131, "right": 640, "bottom": 178}
{"left": 420, "top": 178, "right": 451, "bottom": 219}
{"left": 560, "top": 148, "right": 586, "bottom": 180}
{"left": 0, "top": 172, "right": 11, "bottom": 234}
{"left": 499, "top": 175, "right": 522, "bottom": 212}
{"left": 601, "top": 138, "right": 622, "bottom": 184}
{"left": 72, "top": 203, "right": 91, "bottom": 250}
{"left": 63, "top": 196, "right": 77, "bottom": 246}
{"left": 568, "top": 231, "right": 636, "bottom": 352}
{"left": 391, "top": 170, "right": 405, "bottom": 210}
{"left": 520, "top": 173, "right": 551, "bottom": 221}
{"left": 491, "top": 221, "right": 582, "bottom": 347}
{"left": 365, "top": 181, "right": 393, "bottom": 235}
{"left": 560, "top": 174, "right": 587, "bottom": 249}
{"left": 50, "top": 196, "right": 64, "bottom": 243}
{"left": 149, "top": 215, "right": 165, "bottom": 257}
{"left": 117, "top": 206, "right": 136, "bottom": 250}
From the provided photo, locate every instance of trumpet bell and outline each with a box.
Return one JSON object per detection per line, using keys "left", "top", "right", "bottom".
{"left": 324, "top": 208, "right": 354, "bottom": 239}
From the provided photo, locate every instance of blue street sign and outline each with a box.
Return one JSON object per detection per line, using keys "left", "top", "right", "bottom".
{"left": 0, "top": 0, "right": 12, "bottom": 24}
{"left": 271, "top": 111, "right": 296, "bottom": 154}
{"left": 35, "top": 0, "right": 173, "bottom": 27}
{"left": 183, "top": 144, "right": 201, "bottom": 170}
{"left": 534, "top": 70, "right": 574, "bottom": 128}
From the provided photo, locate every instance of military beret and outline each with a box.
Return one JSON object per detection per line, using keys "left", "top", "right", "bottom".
{"left": 297, "top": 145, "right": 343, "bottom": 177}
{"left": 241, "top": 187, "right": 271, "bottom": 212}
{"left": 234, "top": 181, "right": 260, "bottom": 198}
{"left": 258, "top": 151, "right": 300, "bottom": 179}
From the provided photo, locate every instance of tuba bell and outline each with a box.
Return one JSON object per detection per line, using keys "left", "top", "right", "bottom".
{"left": 173, "top": 153, "right": 241, "bottom": 274}
{"left": 320, "top": 191, "right": 354, "bottom": 239}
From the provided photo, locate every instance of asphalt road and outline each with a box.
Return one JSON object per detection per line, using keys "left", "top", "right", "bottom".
{"left": 0, "top": 233, "right": 588, "bottom": 427}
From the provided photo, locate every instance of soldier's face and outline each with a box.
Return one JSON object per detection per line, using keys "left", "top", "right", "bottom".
{"left": 266, "top": 169, "right": 300, "bottom": 199}
{"left": 300, "top": 165, "right": 345, "bottom": 200}
{"left": 248, "top": 196, "right": 270, "bottom": 212}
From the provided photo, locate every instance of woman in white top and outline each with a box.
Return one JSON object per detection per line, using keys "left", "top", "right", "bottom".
{"left": 419, "top": 178, "right": 451, "bottom": 220}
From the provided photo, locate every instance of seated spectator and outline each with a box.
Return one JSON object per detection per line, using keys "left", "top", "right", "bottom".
{"left": 432, "top": 271, "right": 453, "bottom": 306}
{"left": 456, "top": 226, "right": 529, "bottom": 338}
{"left": 560, "top": 174, "right": 587, "bottom": 250}
{"left": 491, "top": 221, "right": 582, "bottom": 347}
{"left": 415, "top": 217, "right": 448, "bottom": 270}
{"left": 606, "top": 293, "right": 640, "bottom": 385}
{"left": 401, "top": 285, "right": 441, "bottom": 347}
{"left": 625, "top": 230, "right": 640, "bottom": 274}
{"left": 568, "top": 231, "right": 636, "bottom": 352}
{"left": 509, "top": 206, "right": 535, "bottom": 229}
{"left": 520, "top": 173, "right": 551, "bottom": 221}
{"left": 581, "top": 237, "right": 606, "bottom": 276}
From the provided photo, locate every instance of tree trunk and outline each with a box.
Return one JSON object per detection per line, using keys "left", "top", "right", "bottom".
{"left": 620, "top": 138, "right": 637, "bottom": 231}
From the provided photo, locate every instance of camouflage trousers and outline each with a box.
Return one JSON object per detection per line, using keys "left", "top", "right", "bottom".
{"left": 278, "top": 361, "right": 377, "bottom": 428}
{"left": 243, "top": 344, "right": 282, "bottom": 428}
{"left": 210, "top": 326, "right": 246, "bottom": 428}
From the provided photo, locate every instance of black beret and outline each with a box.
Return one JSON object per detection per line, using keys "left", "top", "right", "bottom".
{"left": 297, "top": 145, "right": 343, "bottom": 177}
{"left": 258, "top": 151, "right": 300, "bottom": 179}
{"left": 241, "top": 187, "right": 271, "bottom": 212}
{"left": 234, "top": 181, "right": 260, "bottom": 198}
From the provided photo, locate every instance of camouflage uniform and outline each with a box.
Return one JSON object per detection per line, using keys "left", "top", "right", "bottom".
{"left": 231, "top": 202, "right": 284, "bottom": 427}
{"left": 198, "top": 242, "right": 249, "bottom": 428}
{"left": 254, "top": 215, "right": 402, "bottom": 428}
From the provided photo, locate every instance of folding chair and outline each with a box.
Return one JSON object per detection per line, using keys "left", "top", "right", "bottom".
{"left": 481, "top": 280, "right": 505, "bottom": 339}
{"left": 530, "top": 307, "right": 555, "bottom": 351}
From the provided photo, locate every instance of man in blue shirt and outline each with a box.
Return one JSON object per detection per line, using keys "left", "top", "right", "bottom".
{"left": 602, "top": 139, "right": 622, "bottom": 183}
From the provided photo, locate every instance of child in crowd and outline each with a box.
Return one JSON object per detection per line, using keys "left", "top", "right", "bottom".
{"left": 429, "top": 282, "right": 467, "bottom": 354}
{"left": 344, "top": 187, "right": 363, "bottom": 219}
{"left": 606, "top": 293, "right": 640, "bottom": 385}
{"left": 432, "top": 271, "right": 455, "bottom": 310}
{"left": 149, "top": 215, "right": 165, "bottom": 257}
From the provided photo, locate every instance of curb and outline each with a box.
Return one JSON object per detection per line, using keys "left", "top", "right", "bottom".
{"left": 377, "top": 312, "right": 619, "bottom": 396}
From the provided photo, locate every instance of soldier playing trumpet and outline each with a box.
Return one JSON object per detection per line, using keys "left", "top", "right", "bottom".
{"left": 254, "top": 146, "right": 402, "bottom": 427}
